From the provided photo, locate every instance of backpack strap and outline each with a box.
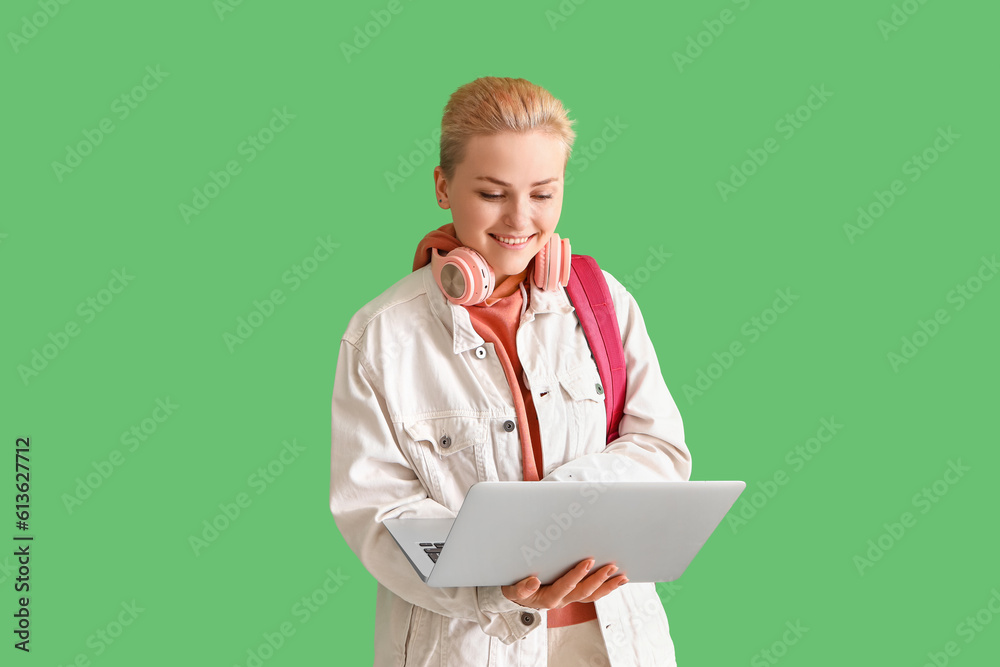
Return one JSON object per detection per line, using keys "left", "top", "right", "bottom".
{"left": 564, "top": 254, "right": 627, "bottom": 443}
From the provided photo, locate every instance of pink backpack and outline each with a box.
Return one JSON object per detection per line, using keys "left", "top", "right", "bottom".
{"left": 564, "top": 254, "right": 626, "bottom": 444}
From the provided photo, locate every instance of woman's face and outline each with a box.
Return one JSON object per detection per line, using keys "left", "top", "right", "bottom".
{"left": 434, "top": 131, "right": 565, "bottom": 285}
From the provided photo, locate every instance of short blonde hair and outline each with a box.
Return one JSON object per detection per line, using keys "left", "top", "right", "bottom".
{"left": 439, "top": 76, "right": 577, "bottom": 183}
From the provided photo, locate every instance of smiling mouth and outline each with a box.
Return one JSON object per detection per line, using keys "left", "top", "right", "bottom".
{"left": 489, "top": 233, "right": 536, "bottom": 248}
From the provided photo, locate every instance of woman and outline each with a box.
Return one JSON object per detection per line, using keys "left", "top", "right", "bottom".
{"left": 330, "top": 76, "right": 692, "bottom": 666}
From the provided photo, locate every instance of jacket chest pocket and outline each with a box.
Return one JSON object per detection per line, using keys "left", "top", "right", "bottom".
{"left": 558, "top": 365, "right": 607, "bottom": 458}
{"left": 401, "top": 413, "right": 490, "bottom": 507}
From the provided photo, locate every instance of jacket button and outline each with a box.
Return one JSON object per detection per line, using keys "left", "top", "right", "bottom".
{"left": 520, "top": 612, "right": 534, "bottom": 626}
{"left": 595, "top": 383, "right": 604, "bottom": 395}
{"left": 475, "top": 346, "right": 487, "bottom": 359}
{"left": 440, "top": 435, "right": 451, "bottom": 448}
{"left": 503, "top": 420, "right": 515, "bottom": 432}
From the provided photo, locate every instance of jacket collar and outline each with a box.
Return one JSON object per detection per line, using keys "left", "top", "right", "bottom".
{"left": 420, "top": 265, "right": 576, "bottom": 355}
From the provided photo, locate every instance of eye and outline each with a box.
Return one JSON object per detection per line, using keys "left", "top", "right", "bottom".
{"left": 479, "top": 193, "right": 553, "bottom": 201}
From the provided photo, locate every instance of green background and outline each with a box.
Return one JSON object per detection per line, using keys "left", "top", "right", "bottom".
{"left": 3, "top": 0, "right": 998, "bottom": 664}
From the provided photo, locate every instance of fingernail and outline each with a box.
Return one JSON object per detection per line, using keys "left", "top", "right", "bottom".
{"left": 608, "top": 566, "right": 618, "bottom": 575}
{"left": 584, "top": 559, "right": 595, "bottom": 571}
{"left": 617, "top": 578, "right": 628, "bottom": 587}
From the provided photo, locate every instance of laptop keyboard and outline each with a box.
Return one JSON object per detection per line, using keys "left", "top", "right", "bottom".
{"left": 420, "top": 542, "right": 445, "bottom": 563}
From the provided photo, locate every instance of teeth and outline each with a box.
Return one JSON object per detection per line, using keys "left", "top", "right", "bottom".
{"left": 492, "top": 234, "right": 533, "bottom": 245}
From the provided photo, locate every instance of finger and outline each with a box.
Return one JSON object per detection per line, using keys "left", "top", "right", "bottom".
{"left": 518, "top": 577, "right": 540, "bottom": 599}
{"left": 535, "top": 559, "right": 598, "bottom": 609}
{"left": 545, "top": 559, "right": 595, "bottom": 601}
{"left": 566, "top": 564, "right": 617, "bottom": 602}
{"left": 503, "top": 576, "right": 540, "bottom": 604}
{"left": 577, "top": 574, "right": 628, "bottom": 603}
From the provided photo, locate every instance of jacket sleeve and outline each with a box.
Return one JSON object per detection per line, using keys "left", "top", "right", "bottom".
{"left": 541, "top": 270, "right": 693, "bottom": 484}
{"left": 329, "top": 337, "right": 542, "bottom": 644}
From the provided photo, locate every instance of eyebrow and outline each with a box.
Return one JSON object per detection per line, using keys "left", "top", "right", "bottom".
{"left": 475, "top": 176, "right": 559, "bottom": 187}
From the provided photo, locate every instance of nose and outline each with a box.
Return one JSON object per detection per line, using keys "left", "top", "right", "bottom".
{"left": 503, "top": 196, "right": 533, "bottom": 232}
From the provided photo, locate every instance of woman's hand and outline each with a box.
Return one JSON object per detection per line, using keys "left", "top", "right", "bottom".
{"left": 501, "top": 558, "right": 627, "bottom": 610}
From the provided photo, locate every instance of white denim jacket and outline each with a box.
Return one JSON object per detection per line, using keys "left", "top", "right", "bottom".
{"left": 329, "top": 261, "right": 692, "bottom": 666}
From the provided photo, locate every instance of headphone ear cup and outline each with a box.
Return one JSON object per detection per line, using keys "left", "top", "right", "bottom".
{"left": 558, "top": 237, "right": 571, "bottom": 287}
{"left": 431, "top": 247, "right": 494, "bottom": 305}
{"left": 534, "top": 233, "right": 569, "bottom": 291}
{"left": 533, "top": 234, "right": 552, "bottom": 291}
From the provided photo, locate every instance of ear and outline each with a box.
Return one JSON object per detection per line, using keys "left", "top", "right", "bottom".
{"left": 433, "top": 166, "right": 449, "bottom": 208}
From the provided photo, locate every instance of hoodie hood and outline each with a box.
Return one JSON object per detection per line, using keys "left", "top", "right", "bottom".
{"left": 412, "top": 222, "right": 463, "bottom": 272}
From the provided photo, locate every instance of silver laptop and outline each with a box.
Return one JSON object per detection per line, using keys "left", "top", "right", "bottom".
{"left": 383, "top": 480, "right": 745, "bottom": 588}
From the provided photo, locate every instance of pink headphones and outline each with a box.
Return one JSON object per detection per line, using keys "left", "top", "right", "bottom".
{"left": 430, "top": 233, "right": 572, "bottom": 306}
